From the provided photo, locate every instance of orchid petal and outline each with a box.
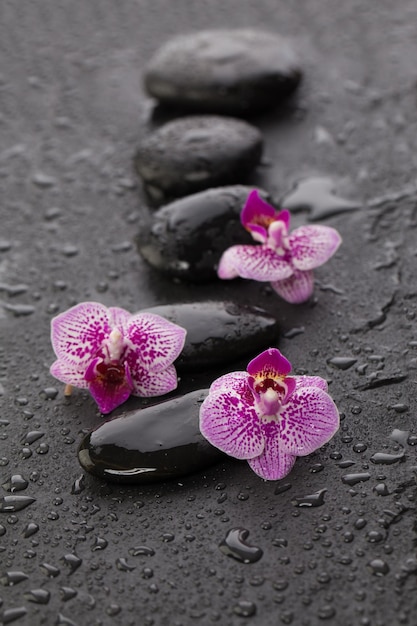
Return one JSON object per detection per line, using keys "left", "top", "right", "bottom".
{"left": 87, "top": 361, "right": 133, "bottom": 414}
{"left": 125, "top": 312, "right": 186, "bottom": 373}
{"left": 295, "top": 376, "right": 328, "bottom": 392}
{"left": 289, "top": 225, "right": 342, "bottom": 271}
{"left": 50, "top": 360, "right": 88, "bottom": 388}
{"left": 50, "top": 301, "right": 111, "bottom": 368}
{"left": 209, "top": 371, "right": 250, "bottom": 395}
{"left": 247, "top": 421, "right": 296, "bottom": 480}
{"left": 247, "top": 348, "right": 292, "bottom": 378}
{"left": 279, "top": 386, "right": 340, "bottom": 456}
{"left": 130, "top": 363, "right": 179, "bottom": 397}
{"left": 218, "top": 245, "right": 293, "bottom": 282}
{"left": 199, "top": 390, "right": 264, "bottom": 460}
{"left": 270, "top": 269, "right": 314, "bottom": 303}
{"left": 109, "top": 306, "right": 132, "bottom": 329}
{"left": 241, "top": 190, "right": 276, "bottom": 232}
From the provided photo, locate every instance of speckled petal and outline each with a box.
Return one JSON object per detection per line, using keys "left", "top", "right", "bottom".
{"left": 125, "top": 312, "right": 186, "bottom": 373}
{"left": 247, "top": 421, "right": 296, "bottom": 480}
{"left": 209, "top": 371, "right": 250, "bottom": 394}
{"left": 109, "top": 306, "right": 132, "bottom": 329}
{"left": 199, "top": 390, "right": 264, "bottom": 460}
{"left": 289, "top": 225, "right": 342, "bottom": 271}
{"left": 50, "top": 360, "right": 88, "bottom": 388}
{"left": 87, "top": 361, "right": 133, "bottom": 414}
{"left": 279, "top": 386, "right": 340, "bottom": 456}
{"left": 218, "top": 245, "right": 293, "bottom": 281}
{"left": 130, "top": 363, "right": 179, "bottom": 397}
{"left": 294, "top": 376, "right": 328, "bottom": 392}
{"left": 270, "top": 269, "right": 314, "bottom": 303}
{"left": 50, "top": 302, "right": 112, "bottom": 369}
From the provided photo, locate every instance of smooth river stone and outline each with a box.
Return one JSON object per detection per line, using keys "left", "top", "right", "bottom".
{"left": 136, "top": 185, "right": 269, "bottom": 281}
{"left": 144, "top": 29, "right": 302, "bottom": 115}
{"left": 78, "top": 389, "right": 224, "bottom": 484}
{"left": 143, "top": 301, "right": 279, "bottom": 371}
{"left": 134, "top": 115, "right": 263, "bottom": 204}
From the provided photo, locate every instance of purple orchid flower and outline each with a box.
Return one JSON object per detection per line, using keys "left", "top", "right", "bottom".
{"left": 50, "top": 301, "right": 186, "bottom": 414}
{"left": 199, "top": 348, "right": 339, "bottom": 480}
{"left": 217, "top": 190, "right": 342, "bottom": 303}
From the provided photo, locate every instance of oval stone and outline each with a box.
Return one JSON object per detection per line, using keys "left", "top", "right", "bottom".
{"left": 143, "top": 301, "right": 279, "bottom": 371}
{"left": 136, "top": 185, "right": 269, "bottom": 281}
{"left": 144, "top": 29, "right": 302, "bottom": 115}
{"left": 78, "top": 389, "right": 224, "bottom": 484}
{"left": 134, "top": 115, "right": 263, "bottom": 204}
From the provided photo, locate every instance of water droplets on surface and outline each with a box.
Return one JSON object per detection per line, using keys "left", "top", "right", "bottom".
{"left": 292, "top": 489, "right": 327, "bottom": 507}
{"left": 219, "top": 528, "right": 263, "bottom": 563}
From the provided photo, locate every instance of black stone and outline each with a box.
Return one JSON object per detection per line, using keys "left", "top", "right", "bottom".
{"left": 136, "top": 185, "right": 269, "bottom": 281}
{"left": 78, "top": 389, "right": 224, "bottom": 484}
{"left": 144, "top": 29, "right": 302, "bottom": 115}
{"left": 134, "top": 115, "right": 263, "bottom": 204}
{"left": 143, "top": 301, "right": 280, "bottom": 372}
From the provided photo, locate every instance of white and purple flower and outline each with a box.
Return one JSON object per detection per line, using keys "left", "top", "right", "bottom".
{"left": 217, "top": 190, "right": 342, "bottom": 303}
{"left": 50, "top": 302, "right": 186, "bottom": 414}
{"left": 199, "top": 348, "right": 339, "bottom": 480}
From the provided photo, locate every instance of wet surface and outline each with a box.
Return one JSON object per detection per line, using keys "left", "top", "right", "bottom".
{"left": 2, "top": 1, "right": 417, "bottom": 625}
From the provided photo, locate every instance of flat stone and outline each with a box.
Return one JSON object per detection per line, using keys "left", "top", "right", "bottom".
{"left": 144, "top": 29, "right": 302, "bottom": 115}
{"left": 134, "top": 115, "right": 263, "bottom": 204}
{"left": 143, "top": 301, "right": 279, "bottom": 371}
{"left": 136, "top": 184, "right": 268, "bottom": 281}
{"left": 78, "top": 389, "right": 224, "bottom": 484}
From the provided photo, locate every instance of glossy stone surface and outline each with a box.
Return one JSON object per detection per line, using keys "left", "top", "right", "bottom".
{"left": 143, "top": 301, "right": 280, "bottom": 371}
{"left": 78, "top": 390, "right": 224, "bottom": 483}
{"left": 134, "top": 115, "right": 263, "bottom": 204}
{"left": 144, "top": 29, "right": 302, "bottom": 115}
{"left": 136, "top": 185, "right": 268, "bottom": 281}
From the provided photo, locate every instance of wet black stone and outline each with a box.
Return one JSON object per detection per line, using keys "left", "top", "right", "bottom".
{"left": 136, "top": 185, "right": 268, "bottom": 281}
{"left": 144, "top": 29, "right": 302, "bottom": 115}
{"left": 134, "top": 115, "right": 263, "bottom": 204}
{"left": 78, "top": 389, "right": 224, "bottom": 484}
{"left": 143, "top": 301, "right": 279, "bottom": 372}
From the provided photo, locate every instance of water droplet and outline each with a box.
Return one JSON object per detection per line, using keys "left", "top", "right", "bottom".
{"left": 60, "top": 587, "right": 78, "bottom": 601}
{"left": 370, "top": 451, "right": 405, "bottom": 465}
{"left": 283, "top": 327, "right": 305, "bottom": 339}
{"left": 23, "top": 522, "right": 39, "bottom": 538}
{"left": 341, "top": 472, "right": 371, "bottom": 486}
{"left": 352, "top": 443, "right": 367, "bottom": 453}
{"left": 317, "top": 605, "right": 336, "bottom": 620}
{"left": 233, "top": 600, "right": 257, "bottom": 617}
{"left": 274, "top": 483, "right": 292, "bottom": 495}
{"left": 0, "top": 571, "right": 28, "bottom": 586}
{"left": 281, "top": 176, "right": 360, "bottom": 221}
{"left": 0, "top": 495, "right": 36, "bottom": 512}
{"left": 327, "top": 357, "right": 357, "bottom": 370}
{"left": 373, "top": 483, "right": 390, "bottom": 496}
{"left": 91, "top": 536, "right": 108, "bottom": 551}
{"left": 71, "top": 475, "right": 86, "bottom": 495}
{"left": 40, "top": 562, "right": 61, "bottom": 577}
{"left": 129, "top": 545, "right": 155, "bottom": 557}
{"left": 310, "top": 463, "right": 324, "bottom": 473}
{"left": 389, "top": 428, "right": 409, "bottom": 446}
{"left": 354, "top": 518, "right": 367, "bottom": 530}
{"left": 39, "top": 387, "right": 59, "bottom": 400}
{"left": 219, "top": 528, "right": 263, "bottom": 563}
{"left": 2, "top": 475, "right": 28, "bottom": 492}
{"left": 367, "top": 558, "right": 390, "bottom": 576}
{"left": 3, "top": 303, "right": 35, "bottom": 316}
{"left": 22, "top": 430, "right": 44, "bottom": 445}
{"left": 61, "top": 554, "right": 82, "bottom": 574}
{"left": 336, "top": 460, "right": 356, "bottom": 469}
{"left": 116, "top": 557, "right": 136, "bottom": 571}
{"left": 0, "top": 607, "right": 27, "bottom": 624}
{"left": 24, "top": 588, "right": 50, "bottom": 604}
{"left": 292, "top": 489, "right": 327, "bottom": 507}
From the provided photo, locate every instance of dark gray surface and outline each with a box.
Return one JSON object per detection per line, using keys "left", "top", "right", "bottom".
{"left": 1, "top": 2, "right": 417, "bottom": 625}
